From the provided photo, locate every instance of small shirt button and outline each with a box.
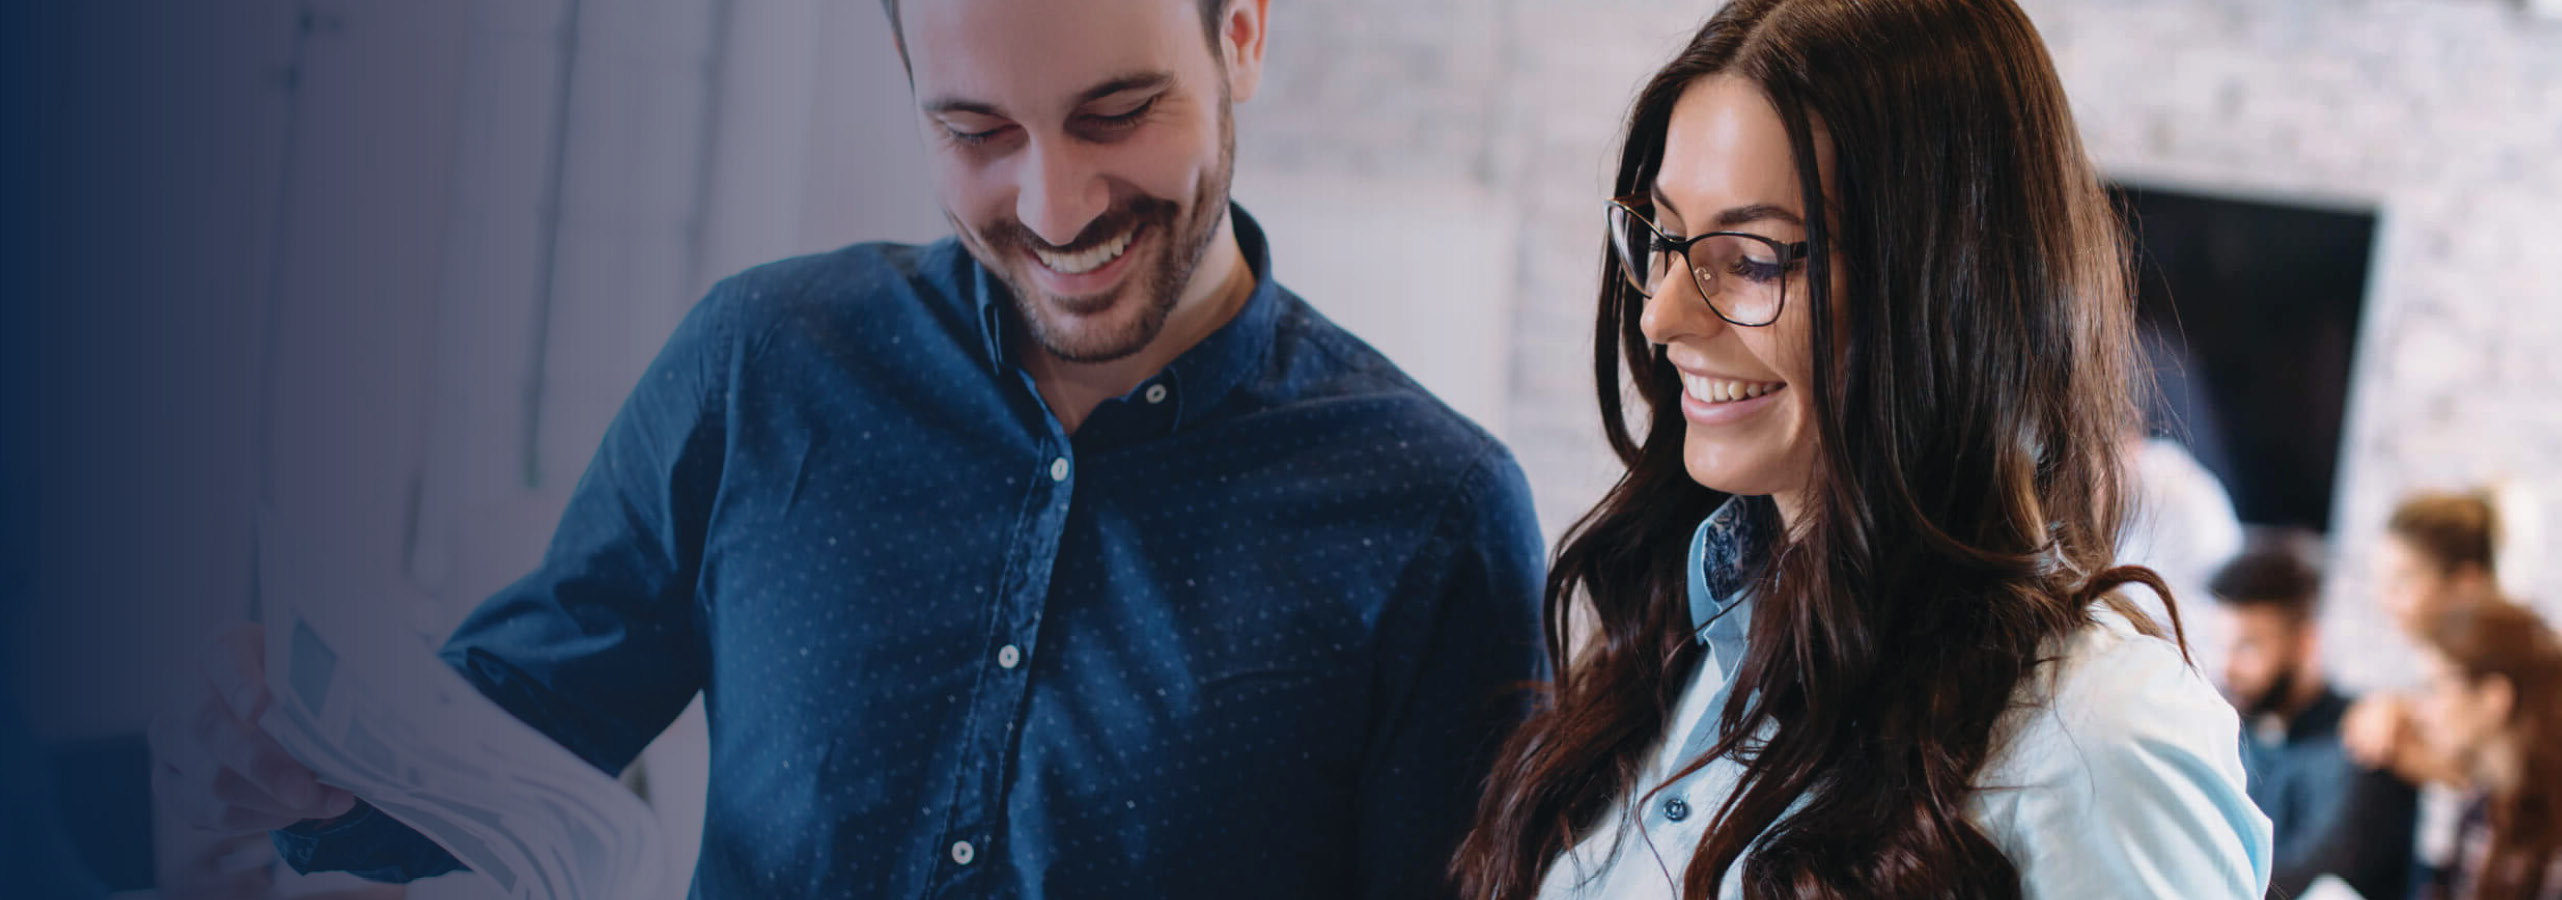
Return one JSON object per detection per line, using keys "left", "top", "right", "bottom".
{"left": 1048, "top": 457, "right": 1070, "bottom": 482}
{"left": 1662, "top": 797, "right": 1690, "bottom": 822}
{"left": 1143, "top": 383, "right": 1169, "bottom": 404}
{"left": 997, "top": 645, "right": 1022, "bottom": 669}
{"left": 950, "top": 840, "right": 975, "bottom": 865}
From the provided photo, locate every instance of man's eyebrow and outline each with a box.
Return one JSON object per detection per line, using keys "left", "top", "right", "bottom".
{"left": 921, "top": 71, "right": 1175, "bottom": 118}
{"left": 1073, "top": 71, "right": 1174, "bottom": 106}
{"left": 922, "top": 96, "right": 999, "bottom": 117}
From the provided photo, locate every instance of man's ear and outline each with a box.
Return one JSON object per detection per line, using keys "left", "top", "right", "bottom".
{"left": 1218, "top": 0, "right": 1271, "bottom": 104}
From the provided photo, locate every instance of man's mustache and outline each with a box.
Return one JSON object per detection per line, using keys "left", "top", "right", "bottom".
{"left": 983, "top": 196, "right": 1179, "bottom": 256}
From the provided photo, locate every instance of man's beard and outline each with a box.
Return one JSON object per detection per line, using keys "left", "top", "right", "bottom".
{"left": 964, "top": 105, "right": 1236, "bottom": 365}
{"left": 2240, "top": 667, "right": 2300, "bottom": 719}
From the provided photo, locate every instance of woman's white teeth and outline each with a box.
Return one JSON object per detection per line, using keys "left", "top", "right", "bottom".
{"left": 1680, "top": 373, "right": 1781, "bottom": 403}
{"left": 1034, "top": 228, "right": 1135, "bottom": 275}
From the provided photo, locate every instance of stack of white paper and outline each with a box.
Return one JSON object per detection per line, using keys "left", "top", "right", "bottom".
{"left": 256, "top": 524, "right": 673, "bottom": 900}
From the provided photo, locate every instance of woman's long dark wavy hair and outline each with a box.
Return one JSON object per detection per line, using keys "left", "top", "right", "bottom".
{"left": 1452, "top": 0, "right": 2180, "bottom": 897}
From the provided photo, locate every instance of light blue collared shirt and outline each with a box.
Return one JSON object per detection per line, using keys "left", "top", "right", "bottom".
{"left": 1538, "top": 498, "right": 2274, "bottom": 899}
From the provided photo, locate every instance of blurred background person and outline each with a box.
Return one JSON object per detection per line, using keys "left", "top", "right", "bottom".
{"left": 2115, "top": 322, "right": 2247, "bottom": 671}
{"left": 2347, "top": 490, "right": 2514, "bottom": 783}
{"left": 2347, "top": 490, "right": 2522, "bottom": 887}
{"left": 2380, "top": 491, "right": 2510, "bottom": 637}
{"left": 2214, "top": 533, "right": 2418, "bottom": 900}
{"left": 2122, "top": 422, "right": 2247, "bottom": 672}
{"left": 2409, "top": 600, "right": 2562, "bottom": 900}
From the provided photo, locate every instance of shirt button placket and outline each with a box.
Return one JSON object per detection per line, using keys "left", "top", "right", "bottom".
{"left": 956, "top": 452, "right": 1060, "bottom": 883}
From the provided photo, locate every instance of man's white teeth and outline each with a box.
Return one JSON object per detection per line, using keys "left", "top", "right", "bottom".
{"left": 1679, "top": 372, "right": 1782, "bottom": 403}
{"left": 1034, "top": 228, "right": 1135, "bottom": 275}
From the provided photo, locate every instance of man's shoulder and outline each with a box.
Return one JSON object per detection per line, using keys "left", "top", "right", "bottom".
{"left": 1257, "top": 288, "right": 1513, "bottom": 474}
{"left": 676, "top": 238, "right": 990, "bottom": 365}
{"left": 708, "top": 238, "right": 969, "bottom": 320}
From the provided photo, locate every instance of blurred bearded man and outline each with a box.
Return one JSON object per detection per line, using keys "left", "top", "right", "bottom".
{"left": 2214, "top": 535, "right": 2417, "bottom": 900}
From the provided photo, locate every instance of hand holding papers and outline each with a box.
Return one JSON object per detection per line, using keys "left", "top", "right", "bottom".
{"left": 256, "top": 523, "right": 673, "bottom": 900}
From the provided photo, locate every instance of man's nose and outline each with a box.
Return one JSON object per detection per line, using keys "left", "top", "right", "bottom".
{"left": 1015, "top": 139, "right": 1108, "bottom": 248}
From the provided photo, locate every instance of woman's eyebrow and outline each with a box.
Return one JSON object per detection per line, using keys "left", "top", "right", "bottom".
{"left": 1647, "top": 188, "right": 1804, "bottom": 232}
{"left": 1713, "top": 203, "right": 1803, "bottom": 229}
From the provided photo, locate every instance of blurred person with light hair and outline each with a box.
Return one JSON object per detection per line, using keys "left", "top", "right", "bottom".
{"left": 2408, "top": 600, "right": 2562, "bottom": 900}
{"left": 2212, "top": 532, "right": 2419, "bottom": 900}
{"left": 2121, "top": 428, "right": 2246, "bottom": 676}
{"left": 2119, "top": 322, "right": 2247, "bottom": 674}
{"left": 2345, "top": 488, "right": 2534, "bottom": 896}
{"left": 2380, "top": 490, "right": 2510, "bottom": 636}
{"left": 2346, "top": 490, "right": 2520, "bottom": 782}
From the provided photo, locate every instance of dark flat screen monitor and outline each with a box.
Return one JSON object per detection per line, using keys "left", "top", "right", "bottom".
{"left": 2110, "top": 183, "right": 2377, "bottom": 532}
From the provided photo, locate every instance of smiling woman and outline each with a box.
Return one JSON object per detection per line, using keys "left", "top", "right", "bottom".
{"left": 1452, "top": 0, "right": 2274, "bottom": 897}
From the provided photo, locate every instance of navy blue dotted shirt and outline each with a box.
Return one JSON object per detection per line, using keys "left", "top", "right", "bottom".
{"left": 276, "top": 206, "right": 1548, "bottom": 899}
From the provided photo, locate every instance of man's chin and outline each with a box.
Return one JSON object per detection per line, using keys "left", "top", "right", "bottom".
{"left": 1007, "top": 251, "right": 1187, "bottom": 362}
{"left": 1038, "top": 283, "right": 1129, "bottom": 318}
{"left": 1019, "top": 298, "right": 1161, "bottom": 363}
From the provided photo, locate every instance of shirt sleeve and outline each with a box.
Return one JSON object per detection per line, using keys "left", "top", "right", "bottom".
{"left": 1351, "top": 445, "right": 1548, "bottom": 900}
{"left": 274, "top": 280, "right": 751, "bottom": 881}
{"left": 1990, "top": 625, "right": 2276, "bottom": 900}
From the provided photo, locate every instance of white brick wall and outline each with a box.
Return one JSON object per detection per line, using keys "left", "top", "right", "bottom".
{"left": 2034, "top": 0, "right": 2562, "bottom": 688}
{"left": 1241, "top": 0, "right": 2562, "bottom": 690}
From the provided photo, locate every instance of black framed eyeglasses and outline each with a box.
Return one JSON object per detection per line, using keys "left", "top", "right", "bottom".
{"left": 1607, "top": 195, "right": 1809, "bottom": 327}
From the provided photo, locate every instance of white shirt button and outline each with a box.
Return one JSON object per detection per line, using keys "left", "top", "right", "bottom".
{"left": 997, "top": 645, "right": 1022, "bottom": 669}
{"left": 950, "top": 840, "right": 975, "bottom": 865}
{"left": 1048, "top": 457, "right": 1070, "bottom": 482}
{"left": 1143, "top": 383, "right": 1169, "bottom": 404}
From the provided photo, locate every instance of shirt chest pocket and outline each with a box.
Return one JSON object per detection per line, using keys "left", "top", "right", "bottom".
{"left": 1179, "top": 592, "right": 1361, "bottom": 697}
{"left": 1179, "top": 603, "right": 1370, "bottom": 762}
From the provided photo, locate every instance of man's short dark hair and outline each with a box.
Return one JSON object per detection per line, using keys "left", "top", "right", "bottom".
{"left": 2208, "top": 534, "right": 2325, "bottom": 623}
{"left": 879, "top": 0, "right": 1231, "bottom": 66}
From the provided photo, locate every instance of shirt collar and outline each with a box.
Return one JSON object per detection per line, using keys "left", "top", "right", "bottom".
{"left": 1686, "top": 495, "right": 1768, "bottom": 678}
{"left": 967, "top": 202, "right": 1284, "bottom": 435}
{"left": 2284, "top": 684, "right": 2350, "bottom": 743}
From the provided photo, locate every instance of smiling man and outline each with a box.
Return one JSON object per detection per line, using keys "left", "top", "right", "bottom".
{"left": 147, "top": 0, "right": 1545, "bottom": 897}
{"left": 896, "top": 0, "right": 1259, "bottom": 427}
